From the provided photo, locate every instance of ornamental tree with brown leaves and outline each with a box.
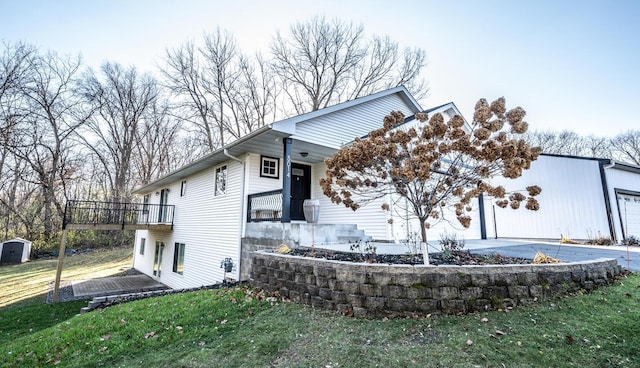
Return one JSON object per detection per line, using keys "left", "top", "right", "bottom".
{"left": 320, "top": 97, "right": 542, "bottom": 263}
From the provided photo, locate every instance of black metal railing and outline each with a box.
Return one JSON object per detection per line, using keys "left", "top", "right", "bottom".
{"left": 247, "top": 189, "right": 282, "bottom": 222}
{"left": 63, "top": 200, "right": 175, "bottom": 229}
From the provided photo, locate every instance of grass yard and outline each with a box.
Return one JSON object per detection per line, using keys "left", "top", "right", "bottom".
{"left": 0, "top": 246, "right": 133, "bottom": 307}
{"left": 1, "top": 250, "right": 639, "bottom": 367}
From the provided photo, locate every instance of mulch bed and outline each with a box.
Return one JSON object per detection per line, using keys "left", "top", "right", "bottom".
{"left": 288, "top": 248, "right": 531, "bottom": 266}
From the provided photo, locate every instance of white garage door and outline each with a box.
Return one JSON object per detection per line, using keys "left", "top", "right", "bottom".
{"left": 617, "top": 194, "right": 640, "bottom": 240}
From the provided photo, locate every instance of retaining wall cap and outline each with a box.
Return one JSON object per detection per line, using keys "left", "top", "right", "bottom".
{"left": 254, "top": 251, "right": 618, "bottom": 271}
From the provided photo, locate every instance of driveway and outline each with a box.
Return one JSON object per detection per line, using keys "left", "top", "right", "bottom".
{"left": 470, "top": 241, "right": 640, "bottom": 272}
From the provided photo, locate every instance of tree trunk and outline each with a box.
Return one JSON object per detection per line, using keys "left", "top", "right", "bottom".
{"left": 419, "top": 218, "right": 429, "bottom": 265}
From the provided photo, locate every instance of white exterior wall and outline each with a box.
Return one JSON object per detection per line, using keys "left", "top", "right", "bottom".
{"left": 134, "top": 159, "right": 244, "bottom": 289}
{"left": 245, "top": 153, "right": 284, "bottom": 195}
{"left": 311, "top": 162, "right": 392, "bottom": 241}
{"left": 389, "top": 196, "right": 482, "bottom": 243}
{"left": 292, "top": 93, "right": 417, "bottom": 148}
{"left": 485, "top": 155, "right": 609, "bottom": 240}
{"left": 604, "top": 166, "right": 640, "bottom": 242}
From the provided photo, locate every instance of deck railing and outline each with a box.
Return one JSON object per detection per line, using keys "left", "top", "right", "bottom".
{"left": 63, "top": 200, "right": 175, "bottom": 230}
{"left": 247, "top": 189, "right": 282, "bottom": 222}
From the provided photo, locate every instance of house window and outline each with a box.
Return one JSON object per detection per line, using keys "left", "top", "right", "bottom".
{"left": 180, "top": 180, "right": 187, "bottom": 197}
{"left": 215, "top": 165, "right": 227, "bottom": 196}
{"left": 139, "top": 238, "right": 146, "bottom": 255}
{"left": 173, "top": 243, "right": 185, "bottom": 275}
{"left": 153, "top": 241, "right": 164, "bottom": 277}
{"left": 260, "top": 156, "right": 279, "bottom": 179}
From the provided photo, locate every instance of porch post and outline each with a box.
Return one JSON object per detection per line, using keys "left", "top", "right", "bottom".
{"left": 281, "top": 138, "right": 292, "bottom": 223}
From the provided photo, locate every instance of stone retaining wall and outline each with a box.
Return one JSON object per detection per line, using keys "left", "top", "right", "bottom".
{"left": 251, "top": 251, "right": 622, "bottom": 317}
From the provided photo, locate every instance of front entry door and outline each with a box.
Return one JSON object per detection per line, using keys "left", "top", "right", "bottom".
{"left": 290, "top": 163, "right": 311, "bottom": 221}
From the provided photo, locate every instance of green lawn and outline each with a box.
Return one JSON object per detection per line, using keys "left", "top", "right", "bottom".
{"left": 0, "top": 246, "right": 133, "bottom": 307}
{"left": 1, "top": 250, "right": 639, "bottom": 367}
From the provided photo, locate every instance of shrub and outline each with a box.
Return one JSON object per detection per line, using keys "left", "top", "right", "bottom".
{"left": 349, "top": 240, "right": 377, "bottom": 262}
{"left": 560, "top": 236, "right": 580, "bottom": 244}
{"left": 439, "top": 231, "right": 465, "bottom": 253}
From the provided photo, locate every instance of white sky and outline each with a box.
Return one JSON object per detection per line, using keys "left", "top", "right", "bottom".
{"left": 2, "top": 0, "right": 639, "bottom": 137}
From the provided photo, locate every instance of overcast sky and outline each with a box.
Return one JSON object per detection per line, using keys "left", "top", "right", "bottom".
{"left": 2, "top": 0, "right": 638, "bottom": 137}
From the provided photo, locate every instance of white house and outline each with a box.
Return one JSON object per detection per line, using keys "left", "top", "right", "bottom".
{"left": 131, "top": 86, "right": 435, "bottom": 289}
{"left": 129, "top": 86, "right": 640, "bottom": 289}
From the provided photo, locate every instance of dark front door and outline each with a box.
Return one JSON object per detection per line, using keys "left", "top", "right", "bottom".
{"left": 1, "top": 242, "right": 23, "bottom": 264}
{"left": 290, "top": 163, "right": 311, "bottom": 221}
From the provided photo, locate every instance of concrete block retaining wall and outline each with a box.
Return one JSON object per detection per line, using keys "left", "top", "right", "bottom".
{"left": 251, "top": 251, "right": 622, "bottom": 317}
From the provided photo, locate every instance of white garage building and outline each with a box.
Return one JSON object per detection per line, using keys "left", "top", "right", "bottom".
{"left": 486, "top": 153, "right": 640, "bottom": 243}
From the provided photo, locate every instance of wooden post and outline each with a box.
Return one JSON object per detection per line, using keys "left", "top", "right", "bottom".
{"left": 52, "top": 229, "right": 69, "bottom": 303}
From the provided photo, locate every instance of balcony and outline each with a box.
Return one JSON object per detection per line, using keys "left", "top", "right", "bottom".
{"left": 63, "top": 200, "right": 174, "bottom": 231}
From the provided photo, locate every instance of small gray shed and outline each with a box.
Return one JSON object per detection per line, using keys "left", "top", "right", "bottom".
{"left": 0, "top": 238, "right": 32, "bottom": 264}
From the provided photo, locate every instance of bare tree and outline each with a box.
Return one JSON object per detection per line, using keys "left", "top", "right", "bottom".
{"left": 133, "top": 96, "right": 184, "bottom": 186}
{"left": 270, "top": 15, "right": 428, "bottom": 114}
{"left": 226, "top": 54, "right": 278, "bottom": 138}
{"left": 8, "top": 50, "right": 87, "bottom": 240}
{"left": 79, "top": 61, "right": 157, "bottom": 202}
{"left": 162, "top": 29, "right": 277, "bottom": 154}
{"left": 321, "top": 98, "right": 541, "bottom": 263}
{"left": 524, "top": 130, "right": 612, "bottom": 158}
{"left": 611, "top": 130, "right": 640, "bottom": 165}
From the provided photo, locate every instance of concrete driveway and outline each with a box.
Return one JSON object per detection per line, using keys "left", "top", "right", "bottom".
{"left": 469, "top": 240, "right": 640, "bottom": 272}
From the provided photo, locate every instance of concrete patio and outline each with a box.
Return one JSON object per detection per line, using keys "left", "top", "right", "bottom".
{"left": 71, "top": 274, "right": 168, "bottom": 298}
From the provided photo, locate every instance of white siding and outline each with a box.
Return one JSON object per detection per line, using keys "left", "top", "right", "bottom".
{"left": 390, "top": 196, "right": 482, "bottom": 243}
{"left": 604, "top": 166, "right": 640, "bottom": 241}
{"left": 246, "top": 153, "right": 284, "bottom": 195}
{"left": 486, "top": 155, "right": 609, "bottom": 240}
{"left": 134, "top": 159, "right": 244, "bottom": 289}
{"left": 311, "top": 162, "right": 392, "bottom": 240}
{"left": 292, "top": 93, "right": 417, "bottom": 148}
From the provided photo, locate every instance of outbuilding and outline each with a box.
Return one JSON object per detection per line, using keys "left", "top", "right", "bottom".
{"left": 0, "top": 238, "right": 32, "bottom": 264}
{"left": 487, "top": 154, "right": 640, "bottom": 243}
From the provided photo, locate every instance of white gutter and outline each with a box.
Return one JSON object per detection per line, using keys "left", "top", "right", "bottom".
{"left": 223, "top": 149, "right": 246, "bottom": 282}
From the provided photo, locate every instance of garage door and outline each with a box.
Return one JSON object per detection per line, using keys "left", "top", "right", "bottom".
{"left": 617, "top": 194, "right": 640, "bottom": 240}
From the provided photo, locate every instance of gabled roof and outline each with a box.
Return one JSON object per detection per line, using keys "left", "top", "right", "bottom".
{"left": 269, "top": 85, "right": 421, "bottom": 135}
{"left": 132, "top": 86, "right": 421, "bottom": 195}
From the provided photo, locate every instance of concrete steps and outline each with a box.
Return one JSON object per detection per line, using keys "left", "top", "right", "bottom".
{"left": 334, "top": 224, "right": 373, "bottom": 243}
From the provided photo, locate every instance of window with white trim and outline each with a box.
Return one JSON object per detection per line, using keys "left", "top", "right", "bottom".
{"left": 215, "top": 165, "right": 227, "bottom": 196}
{"left": 260, "top": 156, "right": 279, "bottom": 179}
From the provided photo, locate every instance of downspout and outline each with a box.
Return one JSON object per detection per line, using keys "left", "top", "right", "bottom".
{"left": 224, "top": 149, "right": 246, "bottom": 281}
{"left": 599, "top": 160, "right": 617, "bottom": 242}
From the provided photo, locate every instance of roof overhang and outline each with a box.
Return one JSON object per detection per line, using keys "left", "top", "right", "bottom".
{"left": 133, "top": 126, "right": 288, "bottom": 195}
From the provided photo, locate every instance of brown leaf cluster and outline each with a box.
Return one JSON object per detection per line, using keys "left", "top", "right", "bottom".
{"left": 320, "top": 97, "right": 542, "bottom": 239}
